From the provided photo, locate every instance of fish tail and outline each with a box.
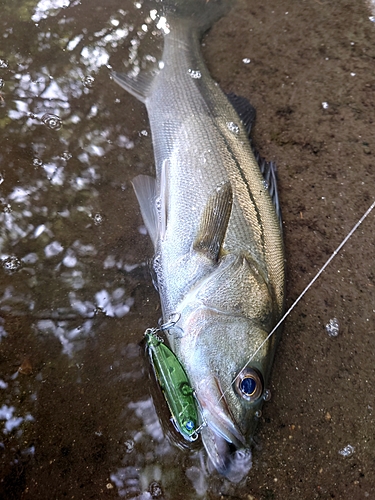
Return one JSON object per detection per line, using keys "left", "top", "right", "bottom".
{"left": 155, "top": 0, "right": 233, "bottom": 34}
{"left": 112, "top": 0, "right": 233, "bottom": 101}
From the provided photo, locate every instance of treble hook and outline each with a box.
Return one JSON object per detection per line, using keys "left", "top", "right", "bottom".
{"left": 159, "top": 312, "right": 181, "bottom": 330}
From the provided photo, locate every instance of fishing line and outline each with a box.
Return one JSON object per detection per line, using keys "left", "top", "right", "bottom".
{"left": 219, "top": 198, "right": 375, "bottom": 402}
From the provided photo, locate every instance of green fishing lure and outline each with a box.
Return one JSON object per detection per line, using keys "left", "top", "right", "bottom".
{"left": 145, "top": 328, "right": 200, "bottom": 442}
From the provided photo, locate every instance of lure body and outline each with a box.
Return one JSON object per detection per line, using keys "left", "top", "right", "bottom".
{"left": 145, "top": 328, "right": 199, "bottom": 441}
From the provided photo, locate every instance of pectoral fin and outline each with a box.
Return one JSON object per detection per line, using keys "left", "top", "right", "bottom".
{"left": 132, "top": 159, "right": 169, "bottom": 247}
{"left": 193, "top": 182, "right": 233, "bottom": 262}
{"left": 112, "top": 71, "right": 157, "bottom": 103}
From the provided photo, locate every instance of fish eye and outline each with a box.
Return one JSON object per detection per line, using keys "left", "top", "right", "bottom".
{"left": 234, "top": 368, "right": 264, "bottom": 402}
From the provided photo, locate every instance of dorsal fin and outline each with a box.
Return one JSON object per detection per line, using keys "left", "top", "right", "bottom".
{"left": 227, "top": 92, "right": 256, "bottom": 135}
{"left": 253, "top": 152, "right": 282, "bottom": 227}
{"left": 227, "top": 92, "right": 282, "bottom": 227}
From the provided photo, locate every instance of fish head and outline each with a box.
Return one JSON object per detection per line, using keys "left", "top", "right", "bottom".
{"left": 179, "top": 312, "right": 276, "bottom": 482}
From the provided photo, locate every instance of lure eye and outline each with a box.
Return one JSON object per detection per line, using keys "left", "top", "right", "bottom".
{"left": 185, "top": 420, "right": 195, "bottom": 432}
{"left": 183, "top": 419, "right": 199, "bottom": 441}
{"left": 235, "top": 368, "right": 264, "bottom": 402}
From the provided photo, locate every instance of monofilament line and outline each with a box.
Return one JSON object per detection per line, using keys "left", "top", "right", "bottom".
{"left": 220, "top": 199, "right": 375, "bottom": 401}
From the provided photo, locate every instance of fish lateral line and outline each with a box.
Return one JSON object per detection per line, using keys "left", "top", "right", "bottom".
{"left": 219, "top": 198, "right": 375, "bottom": 403}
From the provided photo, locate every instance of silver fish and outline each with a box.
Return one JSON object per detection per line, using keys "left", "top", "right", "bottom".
{"left": 113, "top": 0, "right": 285, "bottom": 482}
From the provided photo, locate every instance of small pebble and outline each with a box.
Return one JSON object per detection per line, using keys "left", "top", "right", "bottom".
{"left": 18, "top": 358, "right": 33, "bottom": 375}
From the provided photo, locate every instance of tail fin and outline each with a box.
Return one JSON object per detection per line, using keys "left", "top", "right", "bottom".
{"left": 152, "top": 0, "right": 233, "bottom": 35}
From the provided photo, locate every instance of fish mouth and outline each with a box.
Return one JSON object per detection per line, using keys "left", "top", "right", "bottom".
{"left": 197, "top": 378, "right": 253, "bottom": 482}
{"left": 202, "top": 426, "right": 252, "bottom": 483}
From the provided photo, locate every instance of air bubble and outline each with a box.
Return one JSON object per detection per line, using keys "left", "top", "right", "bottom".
{"left": 263, "top": 389, "right": 272, "bottom": 401}
{"left": 83, "top": 75, "right": 95, "bottom": 88}
{"left": 0, "top": 173, "right": 4, "bottom": 184}
{"left": 0, "top": 79, "right": 4, "bottom": 89}
{"left": 149, "top": 481, "right": 163, "bottom": 498}
{"left": 322, "top": 102, "right": 329, "bottom": 110}
{"left": 227, "top": 122, "right": 240, "bottom": 134}
{"left": 339, "top": 444, "right": 354, "bottom": 457}
{"left": 242, "top": 58, "right": 251, "bottom": 64}
{"left": 188, "top": 69, "right": 201, "bottom": 79}
{"left": 41, "top": 113, "right": 62, "bottom": 130}
{"left": 325, "top": 318, "right": 339, "bottom": 337}
{"left": 33, "top": 158, "right": 43, "bottom": 167}
{"left": 0, "top": 59, "right": 8, "bottom": 69}
{"left": 124, "top": 440, "right": 134, "bottom": 453}
{"left": 93, "top": 213, "right": 103, "bottom": 225}
{"left": 2, "top": 256, "right": 22, "bottom": 273}
{"left": 155, "top": 197, "right": 162, "bottom": 213}
{"left": 255, "top": 410, "right": 262, "bottom": 419}
{"left": 61, "top": 152, "right": 72, "bottom": 161}
{"left": 3, "top": 204, "right": 12, "bottom": 213}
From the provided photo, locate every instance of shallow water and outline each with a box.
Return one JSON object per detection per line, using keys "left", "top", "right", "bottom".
{"left": 1, "top": 0, "right": 375, "bottom": 498}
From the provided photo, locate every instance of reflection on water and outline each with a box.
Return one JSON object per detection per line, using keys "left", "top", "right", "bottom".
{"left": 1, "top": 0, "right": 375, "bottom": 498}
{"left": 2, "top": 0, "right": 227, "bottom": 497}
{"left": 0, "top": 0, "right": 180, "bottom": 498}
